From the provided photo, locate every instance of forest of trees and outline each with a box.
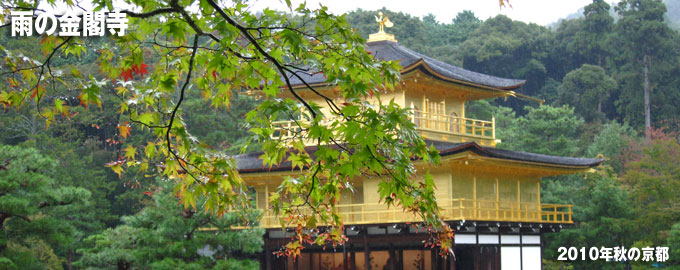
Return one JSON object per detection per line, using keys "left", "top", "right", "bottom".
{"left": 0, "top": 0, "right": 679, "bottom": 269}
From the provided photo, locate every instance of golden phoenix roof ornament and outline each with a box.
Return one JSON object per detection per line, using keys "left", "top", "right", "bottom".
{"left": 375, "top": 12, "right": 393, "bottom": 33}
{"left": 367, "top": 11, "right": 397, "bottom": 42}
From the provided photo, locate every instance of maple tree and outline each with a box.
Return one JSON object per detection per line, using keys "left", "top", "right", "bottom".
{"left": 0, "top": 0, "right": 474, "bottom": 257}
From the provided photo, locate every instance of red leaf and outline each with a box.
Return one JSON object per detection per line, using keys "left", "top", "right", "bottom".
{"left": 119, "top": 69, "right": 133, "bottom": 81}
{"left": 136, "top": 63, "right": 149, "bottom": 78}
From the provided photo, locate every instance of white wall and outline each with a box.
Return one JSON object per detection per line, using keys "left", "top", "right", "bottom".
{"left": 501, "top": 247, "right": 521, "bottom": 269}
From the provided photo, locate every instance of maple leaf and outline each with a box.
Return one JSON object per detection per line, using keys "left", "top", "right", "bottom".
{"left": 118, "top": 122, "right": 131, "bottom": 138}
{"left": 78, "top": 94, "right": 88, "bottom": 109}
{"left": 136, "top": 63, "right": 150, "bottom": 78}
{"left": 119, "top": 68, "right": 133, "bottom": 81}
{"left": 105, "top": 160, "right": 125, "bottom": 177}
{"left": 123, "top": 145, "right": 136, "bottom": 159}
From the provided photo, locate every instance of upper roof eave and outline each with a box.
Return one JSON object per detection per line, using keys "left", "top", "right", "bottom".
{"left": 234, "top": 141, "right": 604, "bottom": 174}
{"left": 279, "top": 40, "right": 526, "bottom": 92}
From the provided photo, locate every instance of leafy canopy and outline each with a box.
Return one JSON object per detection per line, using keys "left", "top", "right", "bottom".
{"left": 1, "top": 0, "right": 532, "bottom": 256}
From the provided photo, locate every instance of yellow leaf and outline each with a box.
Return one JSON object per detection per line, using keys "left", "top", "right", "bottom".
{"left": 118, "top": 123, "right": 131, "bottom": 138}
{"left": 110, "top": 164, "right": 123, "bottom": 177}
{"left": 124, "top": 145, "right": 136, "bottom": 160}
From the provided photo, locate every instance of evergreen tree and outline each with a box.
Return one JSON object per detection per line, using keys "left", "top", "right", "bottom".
{"left": 614, "top": 0, "right": 677, "bottom": 140}
{"left": 0, "top": 145, "right": 91, "bottom": 269}
{"left": 556, "top": 64, "right": 617, "bottom": 122}
{"left": 76, "top": 179, "right": 263, "bottom": 270}
{"left": 498, "top": 105, "right": 583, "bottom": 157}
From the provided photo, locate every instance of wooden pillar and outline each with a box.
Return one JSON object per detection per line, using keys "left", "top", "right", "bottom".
{"left": 540, "top": 233, "right": 544, "bottom": 270}
{"left": 431, "top": 249, "right": 438, "bottom": 270}
{"left": 309, "top": 252, "right": 313, "bottom": 270}
{"left": 364, "top": 232, "right": 371, "bottom": 270}
{"left": 265, "top": 249, "right": 272, "bottom": 270}
{"left": 440, "top": 253, "right": 445, "bottom": 270}
{"left": 294, "top": 256, "right": 299, "bottom": 270}
{"left": 389, "top": 244, "right": 396, "bottom": 270}
{"left": 498, "top": 227, "right": 502, "bottom": 270}
{"left": 343, "top": 243, "right": 349, "bottom": 270}
{"left": 283, "top": 253, "right": 288, "bottom": 270}
{"left": 449, "top": 254, "right": 455, "bottom": 270}
{"left": 398, "top": 248, "right": 403, "bottom": 270}
{"left": 474, "top": 245, "right": 480, "bottom": 270}
{"left": 350, "top": 245, "right": 356, "bottom": 270}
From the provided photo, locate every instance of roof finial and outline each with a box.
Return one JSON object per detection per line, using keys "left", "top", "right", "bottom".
{"left": 376, "top": 12, "right": 393, "bottom": 33}
{"left": 367, "top": 11, "right": 397, "bottom": 42}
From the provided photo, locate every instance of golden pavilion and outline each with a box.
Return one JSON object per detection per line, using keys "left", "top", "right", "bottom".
{"left": 234, "top": 15, "right": 603, "bottom": 270}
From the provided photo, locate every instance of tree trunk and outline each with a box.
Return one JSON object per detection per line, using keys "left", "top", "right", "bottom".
{"left": 643, "top": 54, "right": 652, "bottom": 142}
{"left": 68, "top": 247, "right": 73, "bottom": 270}
{"left": 0, "top": 214, "right": 7, "bottom": 254}
{"left": 598, "top": 100, "right": 602, "bottom": 115}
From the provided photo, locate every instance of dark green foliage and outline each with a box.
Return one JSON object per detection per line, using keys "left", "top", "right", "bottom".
{"left": 183, "top": 91, "right": 259, "bottom": 153}
{"left": 543, "top": 170, "right": 633, "bottom": 270}
{"left": 76, "top": 179, "right": 263, "bottom": 270}
{"left": 667, "top": 223, "right": 680, "bottom": 267}
{"left": 498, "top": 105, "right": 584, "bottom": 157}
{"left": 457, "top": 16, "right": 551, "bottom": 111}
{"left": 623, "top": 139, "right": 680, "bottom": 244}
{"left": 557, "top": 64, "right": 616, "bottom": 122}
{"left": 613, "top": 0, "right": 679, "bottom": 132}
{"left": 586, "top": 121, "right": 638, "bottom": 173}
{"left": 0, "top": 144, "right": 91, "bottom": 269}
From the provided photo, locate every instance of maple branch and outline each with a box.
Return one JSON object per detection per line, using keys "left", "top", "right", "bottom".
{"left": 0, "top": 5, "right": 47, "bottom": 12}
{"left": 165, "top": 34, "right": 199, "bottom": 180}
{"left": 204, "top": 0, "right": 318, "bottom": 119}
{"left": 121, "top": 8, "right": 175, "bottom": 18}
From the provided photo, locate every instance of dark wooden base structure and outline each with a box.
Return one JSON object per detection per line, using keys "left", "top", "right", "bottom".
{"left": 260, "top": 222, "right": 565, "bottom": 270}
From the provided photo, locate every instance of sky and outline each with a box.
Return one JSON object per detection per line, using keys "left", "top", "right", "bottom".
{"left": 247, "top": 0, "right": 610, "bottom": 26}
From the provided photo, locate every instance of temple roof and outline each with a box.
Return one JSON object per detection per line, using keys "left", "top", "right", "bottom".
{"left": 234, "top": 141, "right": 603, "bottom": 174}
{"left": 286, "top": 40, "right": 526, "bottom": 91}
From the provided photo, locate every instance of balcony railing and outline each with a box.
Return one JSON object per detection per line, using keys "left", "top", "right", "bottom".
{"left": 271, "top": 119, "right": 306, "bottom": 140}
{"left": 271, "top": 112, "right": 498, "bottom": 146}
{"left": 256, "top": 199, "right": 572, "bottom": 228}
{"left": 411, "top": 110, "right": 496, "bottom": 146}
